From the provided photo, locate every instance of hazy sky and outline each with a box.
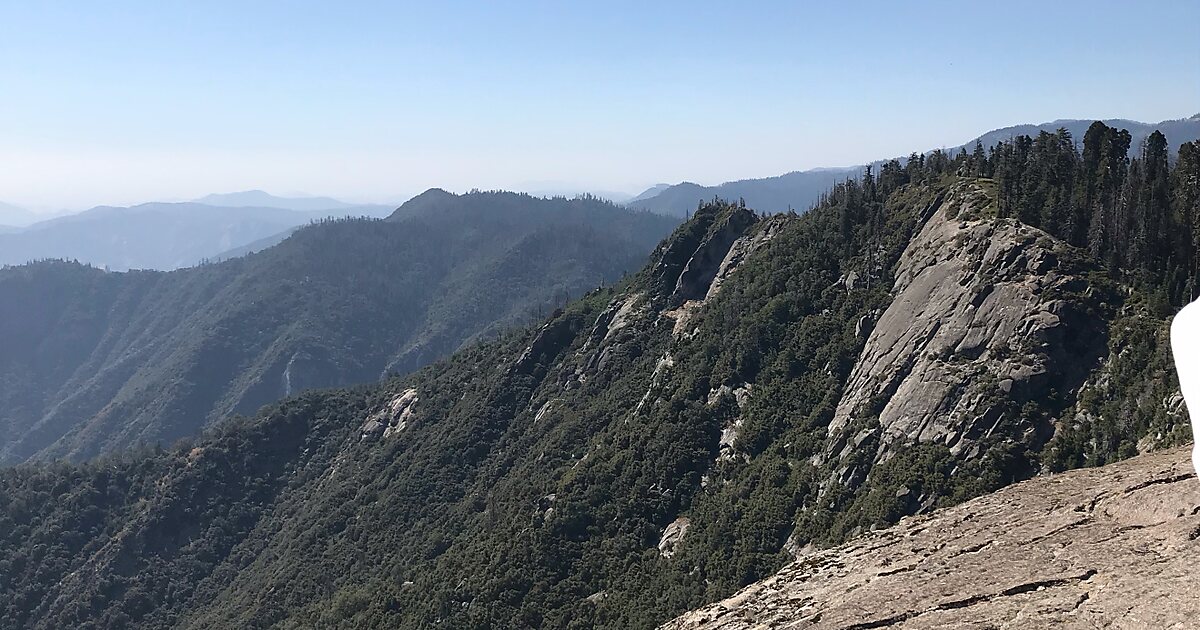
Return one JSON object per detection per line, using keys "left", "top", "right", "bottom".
{"left": 2, "top": 0, "right": 1197, "bottom": 210}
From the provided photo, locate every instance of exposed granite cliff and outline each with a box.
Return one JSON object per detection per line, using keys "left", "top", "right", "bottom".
{"left": 650, "top": 204, "right": 759, "bottom": 306}
{"left": 823, "top": 184, "right": 1109, "bottom": 489}
{"left": 664, "top": 446, "right": 1199, "bottom": 629}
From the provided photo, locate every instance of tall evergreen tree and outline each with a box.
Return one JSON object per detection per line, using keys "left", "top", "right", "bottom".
{"left": 1138, "top": 131, "right": 1171, "bottom": 274}
{"left": 970, "top": 140, "right": 988, "bottom": 177}
{"left": 1174, "top": 141, "right": 1200, "bottom": 299}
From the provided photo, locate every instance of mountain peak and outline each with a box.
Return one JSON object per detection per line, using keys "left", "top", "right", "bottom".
{"left": 627, "top": 183, "right": 672, "bottom": 204}
{"left": 0, "top": 201, "right": 43, "bottom": 228}
{"left": 386, "top": 188, "right": 458, "bottom": 221}
{"left": 409, "top": 187, "right": 456, "bottom": 202}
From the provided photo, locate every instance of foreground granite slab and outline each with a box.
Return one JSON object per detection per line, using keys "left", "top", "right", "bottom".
{"left": 664, "top": 447, "right": 1199, "bottom": 629}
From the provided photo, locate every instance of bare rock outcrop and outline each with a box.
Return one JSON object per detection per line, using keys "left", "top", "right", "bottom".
{"left": 666, "top": 214, "right": 784, "bottom": 340}
{"left": 577, "top": 292, "right": 648, "bottom": 376}
{"left": 658, "top": 516, "right": 692, "bottom": 557}
{"left": 651, "top": 205, "right": 759, "bottom": 307}
{"left": 824, "top": 185, "right": 1107, "bottom": 482}
{"left": 360, "top": 388, "right": 419, "bottom": 439}
{"left": 703, "top": 215, "right": 787, "bottom": 302}
{"left": 672, "top": 209, "right": 759, "bottom": 303}
{"left": 663, "top": 446, "right": 1200, "bottom": 629}
{"left": 709, "top": 384, "right": 754, "bottom": 461}
{"left": 512, "top": 314, "right": 579, "bottom": 377}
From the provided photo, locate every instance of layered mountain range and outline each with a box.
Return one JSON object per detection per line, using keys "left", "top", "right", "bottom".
{"left": 0, "top": 196, "right": 396, "bottom": 271}
{"left": 0, "top": 191, "right": 677, "bottom": 464}
{"left": 1, "top": 121, "right": 1195, "bottom": 628}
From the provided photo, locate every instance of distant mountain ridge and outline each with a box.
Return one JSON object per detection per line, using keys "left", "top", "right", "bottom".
{"left": 628, "top": 168, "right": 859, "bottom": 217}
{"left": 0, "top": 201, "right": 42, "bottom": 228}
{"left": 0, "top": 190, "right": 678, "bottom": 464}
{"left": 627, "top": 183, "right": 671, "bottom": 204}
{"left": 0, "top": 201, "right": 394, "bottom": 270}
{"left": 194, "top": 189, "right": 390, "bottom": 212}
{"left": 630, "top": 114, "right": 1200, "bottom": 217}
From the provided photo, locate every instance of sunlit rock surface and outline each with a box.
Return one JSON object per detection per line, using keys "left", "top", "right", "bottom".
{"left": 664, "top": 446, "right": 1199, "bottom": 629}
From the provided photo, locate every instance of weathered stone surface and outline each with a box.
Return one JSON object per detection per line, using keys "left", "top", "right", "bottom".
{"left": 658, "top": 516, "right": 692, "bottom": 557}
{"left": 585, "top": 292, "right": 646, "bottom": 350}
{"left": 703, "top": 215, "right": 787, "bottom": 302}
{"left": 663, "top": 446, "right": 1200, "bottom": 630}
{"left": 661, "top": 214, "right": 782, "bottom": 342}
{"left": 651, "top": 206, "right": 755, "bottom": 305}
{"left": 579, "top": 292, "right": 648, "bottom": 376}
{"left": 635, "top": 352, "right": 677, "bottom": 415}
{"left": 824, "top": 185, "right": 1107, "bottom": 477}
{"left": 360, "top": 388, "right": 419, "bottom": 439}
{"left": 533, "top": 398, "right": 559, "bottom": 423}
{"left": 708, "top": 384, "right": 754, "bottom": 461}
{"left": 639, "top": 216, "right": 777, "bottom": 431}
{"left": 673, "top": 209, "right": 759, "bottom": 303}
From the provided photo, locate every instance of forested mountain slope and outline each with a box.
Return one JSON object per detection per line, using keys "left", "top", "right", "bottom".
{"left": 0, "top": 191, "right": 676, "bottom": 464}
{"left": 0, "top": 123, "right": 1196, "bottom": 629}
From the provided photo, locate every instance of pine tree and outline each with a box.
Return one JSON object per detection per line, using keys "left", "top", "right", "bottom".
{"left": 970, "top": 140, "right": 988, "bottom": 177}
{"left": 1138, "top": 131, "right": 1170, "bottom": 274}
{"left": 1174, "top": 141, "right": 1200, "bottom": 299}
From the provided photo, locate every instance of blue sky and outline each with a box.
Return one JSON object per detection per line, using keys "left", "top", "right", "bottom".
{"left": 1, "top": 0, "right": 1197, "bottom": 209}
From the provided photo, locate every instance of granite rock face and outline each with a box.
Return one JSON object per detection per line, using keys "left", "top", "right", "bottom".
{"left": 665, "top": 216, "right": 781, "bottom": 341}
{"left": 702, "top": 215, "right": 787, "bottom": 303}
{"left": 360, "top": 388, "right": 419, "bottom": 440}
{"left": 672, "top": 208, "right": 759, "bottom": 303}
{"left": 658, "top": 516, "right": 692, "bottom": 557}
{"left": 823, "top": 186, "right": 1108, "bottom": 485}
{"left": 664, "top": 446, "right": 1200, "bottom": 630}
{"left": 650, "top": 205, "right": 758, "bottom": 305}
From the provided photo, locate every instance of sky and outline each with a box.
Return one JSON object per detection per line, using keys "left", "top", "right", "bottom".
{"left": 1, "top": 0, "right": 1197, "bottom": 210}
